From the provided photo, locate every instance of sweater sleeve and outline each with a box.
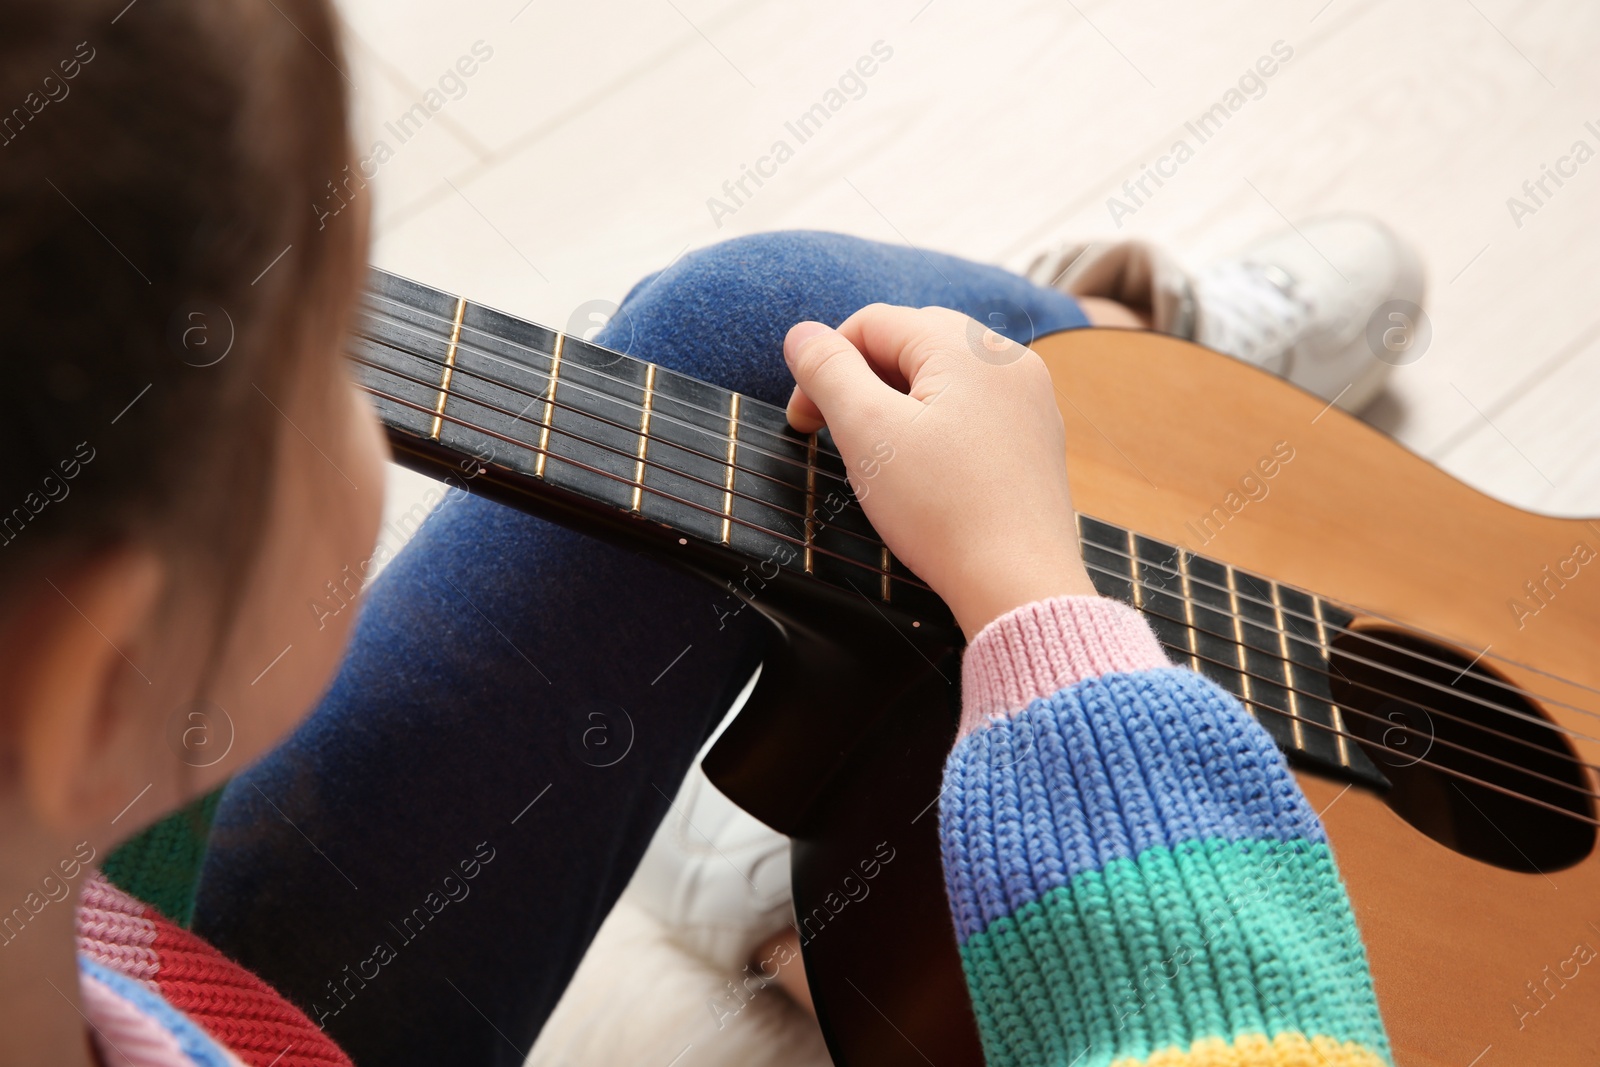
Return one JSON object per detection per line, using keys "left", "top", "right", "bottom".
{"left": 940, "top": 595, "right": 1392, "bottom": 1067}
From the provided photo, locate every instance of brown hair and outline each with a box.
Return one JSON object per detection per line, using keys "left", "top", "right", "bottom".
{"left": 0, "top": 0, "right": 363, "bottom": 597}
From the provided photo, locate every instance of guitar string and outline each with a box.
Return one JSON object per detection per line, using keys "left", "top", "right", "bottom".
{"left": 1213, "top": 686, "right": 1600, "bottom": 829}
{"left": 1088, "top": 547, "right": 1600, "bottom": 743}
{"left": 362, "top": 288, "right": 843, "bottom": 460}
{"left": 363, "top": 382, "right": 927, "bottom": 592}
{"left": 1140, "top": 615, "right": 1600, "bottom": 784}
{"left": 360, "top": 290, "right": 1600, "bottom": 738}
{"left": 361, "top": 292, "right": 849, "bottom": 468}
{"left": 355, "top": 352, "right": 902, "bottom": 574}
{"left": 1081, "top": 535, "right": 1600, "bottom": 736}
{"left": 362, "top": 383, "right": 935, "bottom": 594}
{"left": 1167, "top": 639, "right": 1600, "bottom": 828}
{"left": 1144, "top": 621, "right": 1600, "bottom": 805}
{"left": 351, "top": 334, "right": 862, "bottom": 503}
{"left": 1095, "top": 562, "right": 1600, "bottom": 785}
{"left": 1108, "top": 567, "right": 1600, "bottom": 820}
{"left": 360, "top": 359, "right": 1600, "bottom": 758}
{"left": 364, "top": 295, "right": 1600, "bottom": 720}
{"left": 353, "top": 335, "right": 851, "bottom": 499}
{"left": 355, "top": 312, "right": 857, "bottom": 493}
{"left": 351, "top": 352, "right": 891, "bottom": 554}
{"left": 1077, "top": 547, "right": 1600, "bottom": 755}
{"left": 1084, "top": 554, "right": 1600, "bottom": 776}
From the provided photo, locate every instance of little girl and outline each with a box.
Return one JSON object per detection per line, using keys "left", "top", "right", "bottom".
{"left": 1, "top": 1, "right": 1406, "bottom": 1065}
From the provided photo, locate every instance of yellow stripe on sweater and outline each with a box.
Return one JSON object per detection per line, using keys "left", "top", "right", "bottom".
{"left": 1112, "top": 1031, "right": 1388, "bottom": 1067}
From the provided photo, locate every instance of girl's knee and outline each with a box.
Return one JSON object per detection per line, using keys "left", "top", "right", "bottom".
{"left": 622, "top": 230, "right": 864, "bottom": 305}
{"left": 601, "top": 231, "right": 875, "bottom": 403}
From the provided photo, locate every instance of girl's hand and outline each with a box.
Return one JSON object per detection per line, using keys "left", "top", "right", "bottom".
{"left": 783, "top": 304, "right": 1097, "bottom": 640}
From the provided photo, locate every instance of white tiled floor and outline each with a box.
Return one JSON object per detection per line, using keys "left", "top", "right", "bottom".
{"left": 331, "top": 3, "right": 1600, "bottom": 1061}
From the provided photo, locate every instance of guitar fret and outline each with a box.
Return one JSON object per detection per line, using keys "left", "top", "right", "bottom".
{"left": 880, "top": 545, "right": 892, "bottom": 602}
{"left": 804, "top": 434, "right": 817, "bottom": 574}
{"left": 1076, "top": 514, "right": 1134, "bottom": 604}
{"left": 1175, "top": 549, "right": 1202, "bottom": 671}
{"left": 1225, "top": 565, "right": 1256, "bottom": 715}
{"left": 1270, "top": 581, "right": 1306, "bottom": 750}
{"left": 428, "top": 297, "right": 468, "bottom": 441}
{"left": 630, "top": 363, "right": 657, "bottom": 513}
{"left": 1132, "top": 536, "right": 1201, "bottom": 676}
{"left": 1126, "top": 529, "right": 1144, "bottom": 609}
{"left": 534, "top": 332, "right": 565, "bottom": 479}
{"left": 720, "top": 393, "right": 741, "bottom": 544}
{"left": 1314, "top": 595, "right": 1352, "bottom": 767}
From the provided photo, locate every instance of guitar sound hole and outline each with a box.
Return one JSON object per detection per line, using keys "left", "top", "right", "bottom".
{"left": 1329, "top": 628, "right": 1595, "bottom": 872}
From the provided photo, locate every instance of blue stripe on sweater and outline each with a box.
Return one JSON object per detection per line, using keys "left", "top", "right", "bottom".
{"left": 940, "top": 667, "right": 1328, "bottom": 945}
{"left": 79, "top": 956, "right": 238, "bottom": 1067}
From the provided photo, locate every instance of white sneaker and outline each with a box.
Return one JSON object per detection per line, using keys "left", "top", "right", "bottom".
{"left": 1194, "top": 215, "right": 1426, "bottom": 411}
{"left": 626, "top": 670, "right": 795, "bottom": 975}
{"left": 1027, "top": 215, "right": 1426, "bottom": 412}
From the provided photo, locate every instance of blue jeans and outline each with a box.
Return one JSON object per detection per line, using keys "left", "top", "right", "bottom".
{"left": 192, "top": 231, "right": 1086, "bottom": 1067}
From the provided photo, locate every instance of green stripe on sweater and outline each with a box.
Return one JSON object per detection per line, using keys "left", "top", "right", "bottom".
{"left": 956, "top": 837, "right": 1391, "bottom": 1067}
{"left": 103, "top": 787, "right": 223, "bottom": 929}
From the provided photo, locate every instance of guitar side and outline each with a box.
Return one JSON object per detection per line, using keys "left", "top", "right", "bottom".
{"left": 1034, "top": 326, "right": 1600, "bottom": 1066}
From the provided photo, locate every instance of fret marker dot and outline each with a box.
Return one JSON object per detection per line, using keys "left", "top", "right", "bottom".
{"left": 678, "top": 538, "right": 687, "bottom": 546}
{"left": 912, "top": 621, "right": 921, "bottom": 628}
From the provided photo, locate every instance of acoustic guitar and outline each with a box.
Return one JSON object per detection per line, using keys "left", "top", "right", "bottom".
{"left": 351, "top": 268, "right": 1600, "bottom": 1067}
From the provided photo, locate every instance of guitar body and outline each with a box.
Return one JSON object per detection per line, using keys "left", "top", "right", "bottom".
{"left": 710, "top": 327, "right": 1600, "bottom": 1067}
{"left": 1038, "top": 328, "right": 1600, "bottom": 1065}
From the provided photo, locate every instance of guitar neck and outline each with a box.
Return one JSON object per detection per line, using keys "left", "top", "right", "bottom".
{"left": 349, "top": 268, "right": 1384, "bottom": 791}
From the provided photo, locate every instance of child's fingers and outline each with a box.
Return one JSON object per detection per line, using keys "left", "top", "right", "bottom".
{"left": 785, "top": 384, "right": 826, "bottom": 433}
{"left": 784, "top": 304, "right": 983, "bottom": 431}
{"left": 833, "top": 303, "right": 978, "bottom": 398}
{"left": 782, "top": 321, "right": 908, "bottom": 430}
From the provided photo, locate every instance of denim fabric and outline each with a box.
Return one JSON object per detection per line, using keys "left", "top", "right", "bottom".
{"left": 192, "top": 230, "right": 1086, "bottom": 1067}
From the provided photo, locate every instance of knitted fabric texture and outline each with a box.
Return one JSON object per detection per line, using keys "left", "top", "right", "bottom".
{"left": 959, "top": 594, "right": 1172, "bottom": 737}
{"left": 941, "top": 596, "right": 1392, "bottom": 1067}
{"left": 81, "top": 959, "right": 246, "bottom": 1067}
{"left": 103, "top": 788, "right": 223, "bottom": 928}
{"left": 78, "top": 872, "right": 353, "bottom": 1067}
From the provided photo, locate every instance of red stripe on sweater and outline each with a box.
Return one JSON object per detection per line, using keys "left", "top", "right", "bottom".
{"left": 143, "top": 907, "right": 352, "bottom": 1067}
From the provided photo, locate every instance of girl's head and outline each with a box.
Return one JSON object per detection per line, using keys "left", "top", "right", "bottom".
{"left": 0, "top": 0, "right": 385, "bottom": 846}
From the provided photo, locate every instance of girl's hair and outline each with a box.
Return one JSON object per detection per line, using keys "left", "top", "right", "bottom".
{"left": 0, "top": 0, "right": 362, "bottom": 598}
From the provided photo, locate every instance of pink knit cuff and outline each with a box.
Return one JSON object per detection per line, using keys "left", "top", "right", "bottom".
{"left": 78, "top": 871, "right": 160, "bottom": 985}
{"left": 958, "top": 595, "right": 1172, "bottom": 738}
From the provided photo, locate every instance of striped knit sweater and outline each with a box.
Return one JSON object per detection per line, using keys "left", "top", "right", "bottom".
{"left": 944, "top": 595, "right": 1391, "bottom": 1067}
{"left": 74, "top": 593, "right": 1390, "bottom": 1065}
{"left": 77, "top": 872, "right": 351, "bottom": 1067}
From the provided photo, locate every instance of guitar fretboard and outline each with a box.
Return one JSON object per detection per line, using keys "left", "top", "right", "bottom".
{"left": 350, "top": 269, "right": 1385, "bottom": 790}
{"left": 1075, "top": 516, "right": 1382, "bottom": 787}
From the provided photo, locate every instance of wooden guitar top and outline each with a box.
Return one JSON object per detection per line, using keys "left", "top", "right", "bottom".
{"left": 1035, "top": 327, "right": 1600, "bottom": 1066}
